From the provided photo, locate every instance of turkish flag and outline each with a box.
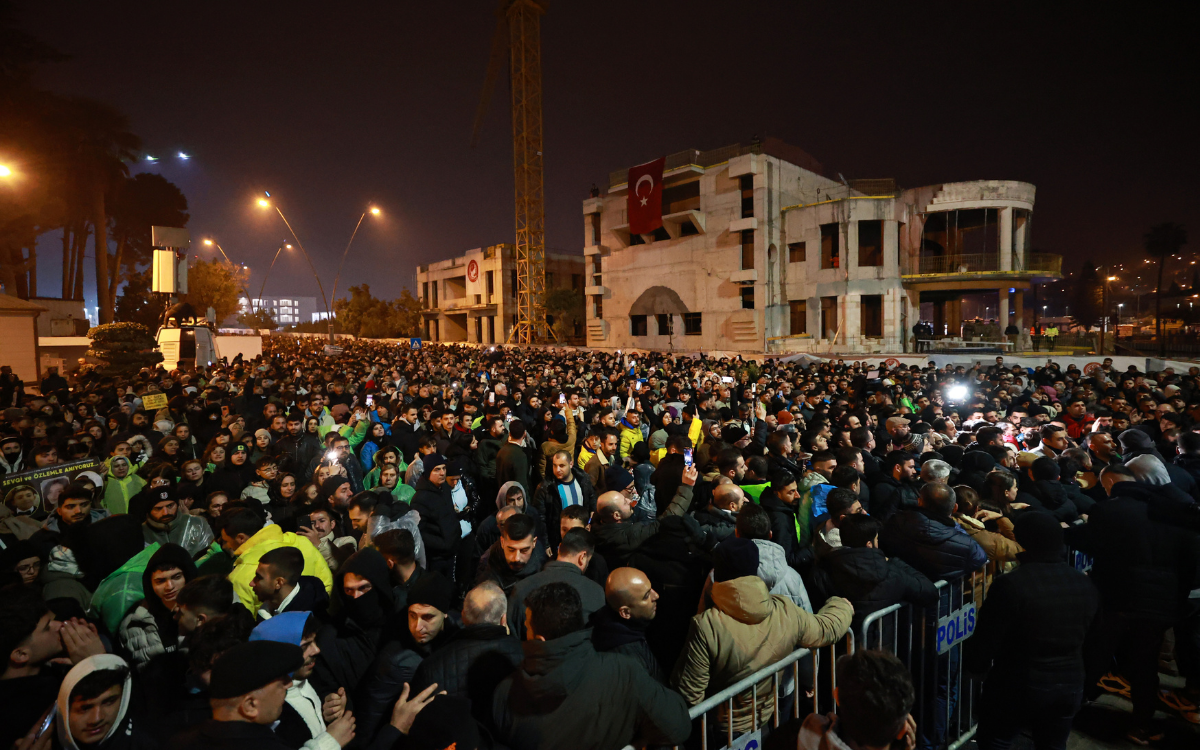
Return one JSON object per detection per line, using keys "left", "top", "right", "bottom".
{"left": 627, "top": 156, "right": 665, "bottom": 235}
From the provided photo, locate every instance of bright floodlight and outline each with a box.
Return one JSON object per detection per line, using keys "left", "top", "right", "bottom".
{"left": 203, "top": 239, "right": 213, "bottom": 246}
{"left": 178, "top": 152, "right": 190, "bottom": 159}
{"left": 947, "top": 384, "right": 968, "bottom": 402}
{"left": 369, "top": 206, "right": 381, "bottom": 216}
{"left": 0, "top": 165, "right": 11, "bottom": 178}
{"left": 258, "top": 199, "right": 270, "bottom": 208}
{"left": 145, "top": 155, "right": 157, "bottom": 162}
{"left": 285, "top": 243, "right": 293, "bottom": 249}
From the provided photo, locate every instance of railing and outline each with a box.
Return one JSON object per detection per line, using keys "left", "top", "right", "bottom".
{"left": 903, "top": 252, "right": 1062, "bottom": 277}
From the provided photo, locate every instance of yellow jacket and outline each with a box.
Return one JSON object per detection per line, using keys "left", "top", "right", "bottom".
{"left": 228, "top": 524, "right": 333, "bottom": 611}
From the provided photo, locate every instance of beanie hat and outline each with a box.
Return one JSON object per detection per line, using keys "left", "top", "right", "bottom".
{"left": 777, "top": 410, "right": 794, "bottom": 425}
{"left": 209, "top": 641, "right": 304, "bottom": 699}
{"left": 604, "top": 464, "right": 634, "bottom": 492}
{"left": 713, "top": 536, "right": 760, "bottom": 583}
{"left": 320, "top": 476, "right": 351, "bottom": 497}
{"left": 406, "top": 570, "right": 455, "bottom": 614}
{"left": 723, "top": 426, "right": 748, "bottom": 444}
{"left": 423, "top": 453, "right": 447, "bottom": 471}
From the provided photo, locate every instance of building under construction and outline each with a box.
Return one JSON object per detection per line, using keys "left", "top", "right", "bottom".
{"left": 584, "top": 138, "right": 1063, "bottom": 355}
{"left": 416, "top": 244, "right": 584, "bottom": 344}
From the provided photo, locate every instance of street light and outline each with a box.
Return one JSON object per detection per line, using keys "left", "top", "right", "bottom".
{"left": 202, "top": 238, "right": 256, "bottom": 315}
{"left": 256, "top": 242, "right": 295, "bottom": 312}
{"left": 256, "top": 195, "right": 332, "bottom": 338}
{"left": 0, "top": 164, "right": 11, "bottom": 178}
{"left": 330, "top": 204, "right": 384, "bottom": 339}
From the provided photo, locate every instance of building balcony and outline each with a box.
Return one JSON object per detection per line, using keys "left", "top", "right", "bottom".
{"left": 728, "top": 216, "right": 758, "bottom": 233}
{"left": 586, "top": 285, "right": 609, "bottom": 297}
{"left": 729, "top": 268, "right": 757, "bottom": 283}
{"left": 901, "top": 252, "right": 1062, "bottom": 280}
{"left": 583, "top": 244, "right": 609, "bottom": 257}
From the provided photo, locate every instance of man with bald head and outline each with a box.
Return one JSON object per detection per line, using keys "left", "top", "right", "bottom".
{"left": 590, "top": 567, "right": 665, "bottom": 682}
{"left": 591, "top": 464, "right": 699, "bottom": 570}
{"left": 694, "top": 483, "right": 745, "bottom": 543}
{"left": 410, "top": 581, "right": 522, "bottom": 725}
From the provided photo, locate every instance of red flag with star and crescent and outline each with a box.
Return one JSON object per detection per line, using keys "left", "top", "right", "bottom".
{"left": 627, "top": 156, "right": 665, "bottom": 235}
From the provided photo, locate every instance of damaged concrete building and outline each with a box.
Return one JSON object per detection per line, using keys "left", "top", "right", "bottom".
{"left": 583, "top": 138, "right": 1062, "bottom": 354}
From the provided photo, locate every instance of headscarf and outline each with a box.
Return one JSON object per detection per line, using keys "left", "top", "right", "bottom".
{"left": 56, "top": 654, "right": 133, "bottom": 750}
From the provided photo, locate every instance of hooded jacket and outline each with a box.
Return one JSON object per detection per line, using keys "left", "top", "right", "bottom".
{"left": 1025, "top": 480, "right": 1080, "bottom": 523}
{"left": 672, "top": 576, "right": 853, "bottom": 734}
{"left": 228, "top": 524, "right": 333, "bottom": 613}
{"left": 118, "top": 543, "right": 197, "bottom": 671}
{"left": 492, "top": 629, "right": 691, "bottom": 750}
{"left": 880, "top": 508, "right": 988, "bottom": 582}
{"left": 56, "top": 655, "right": 151, "bottom": 750}
{"left": 102, "top": 457, "right": 146, "bottom": 515}
{"left": 250, "top": 612, "right": 328, "bottom": 746}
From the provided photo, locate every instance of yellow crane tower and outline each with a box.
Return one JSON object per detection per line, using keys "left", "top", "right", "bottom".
{"left": 471, "top": 0, "right": 555, "bottom": 345}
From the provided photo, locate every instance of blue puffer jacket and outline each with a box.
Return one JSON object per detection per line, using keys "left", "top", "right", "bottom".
{"left": 880, "top": 508, "right": 987, "bottom": 582}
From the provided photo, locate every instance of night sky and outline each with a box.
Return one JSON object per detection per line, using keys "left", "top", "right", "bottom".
{"left": 19, "top": 1, "right": 1197, "bottom": 310}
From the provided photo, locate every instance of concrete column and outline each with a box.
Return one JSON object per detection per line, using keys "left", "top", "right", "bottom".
{"left": 845, "top": 293, "right": 861, "bottom": 348}
{"left": 999, "top": 290, "right": 1009, "bottom": 336}
{"left": 999, "top": 207, "right": 1013, "bottom": 271}
{"left": 846, "top": 221, "right": 859, "bottom": 279}
{"left": 1014, "top": 290, "right": 1025, "bottom": 330}
{"left": 883, "top": 219, "right": 899, "bottom": 272}
{"left": 947, "top": 299, "right": 962, "bottom": 337}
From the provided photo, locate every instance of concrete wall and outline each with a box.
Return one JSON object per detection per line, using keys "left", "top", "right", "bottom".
{"left": 31, "top": 298, "right": 87, "bottom": 337}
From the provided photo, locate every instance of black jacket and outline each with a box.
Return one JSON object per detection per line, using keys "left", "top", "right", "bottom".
{"left": 173, "top": 721, "right": 292, "bottom": 750}
{"left": 811, "top": 545, "right": 938, "bottom": 632}
{"left": 1025, "top": 480, "right": 1080, "bottom": 524}
{"left": 589, "top": 606, "right": 665, "bottom": 683}
{"left": 476, "top": 539, "right": 548, "bottom": 594}
{"left": 964, "top": 553, "right": 1099, "bottom": 686}
{"left": 870, "top": 475, "right": 921, "bottom": 522}
{"left": 357, "top": 623, "right": 459, "bottom": 742}
{"left": 693, "top": 505, "right": 737, "bottom": 543}
{"left": 592, "top": 485, "right": 695, "bottom": 571}
{"left": 391, "top": 419, "right": 424, "bottom": 463}
{"left": 758, "top": 487, "right": 812, "bottom": 573}
{"left": 410, "top": 623, "right": 522, "bottom": 726}
{"left": 275, "top": 433, "right": 322, "bottom": 475}
{"left": 412, "top": 477, "right": 461, "bottom": 566}
{"left": 1067, "top": 482, "right": 1200, "bottom": 622}
{"left": 880, "top": 508, "right": 988, "bottom": 582}
{"left": 492, "top": 629, "right": 691, "bottom": 750}
{"left": 532, "top": 468, "right": 598, "bottom": 550}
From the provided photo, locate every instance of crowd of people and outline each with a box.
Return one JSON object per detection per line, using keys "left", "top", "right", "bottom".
{"left": 2, "top": 340, "right": 1199, "bottom": 750}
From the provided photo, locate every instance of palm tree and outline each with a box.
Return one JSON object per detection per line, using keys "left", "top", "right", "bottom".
{"left": 1145, "top": 222, "right": 1188, "bottom": 355}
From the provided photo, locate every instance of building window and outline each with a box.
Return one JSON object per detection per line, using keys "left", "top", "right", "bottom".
{"left": 858, "top": 220, "right": 883, "bottom": 266}
{"left": 740, "top": 175, "right": 754, "bottom": 218}
{"left": 821, "top": 296, "right": 838, "bottom": 339}
{"left": 656, "top": 313, "right": 673, "bottom": 335}
{"left": 589, "top": 213, "right": 601, "bottom": 246}
{"left": 741, "top": 230, "right": 755, "bottom": 270}
{"left": 862, "top": 295, "right": 883, "bottom": 337}
{"left": 741, "top": 286, "right": 754, "bottom": 309}
{"left": 789, "top": 300, "right": 807, "bottom": 335}
{"left": 821, "top": 224, "right": 840, "bottom": 269}
{"left": 683, "top": 312, "right": 702, "bottom": 336}
{"left": 788, "top": 242, "right": 806, "bottom": 263}
{"left": 594, "top": 299, "right": 603, "bottom": 318}
{"left": 572, "top": 274, "right": 583, "bottom": 290}
{"left": 546, "top": 272, "right": 554, "bottom": 288}
{"left": 486, "top": 271, "right": 494, "bottom": 297}
{"left": 662, "top": 179, "right": 700, "bottom": 214}
{"left": 510, "top": 270, "right": 518, "bottom": 297}
{"left": 631, "top": 315, "right": 647, "bottom": 336}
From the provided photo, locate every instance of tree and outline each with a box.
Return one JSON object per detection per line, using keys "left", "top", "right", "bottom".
{"left": 238, "top": 308, "right": 278, "bottom": 330}
{"left": 86, "top": 322, "right": 162, "bottom": 376}
{"left": 543, "top": 288, "right": 584, "bottom": 342}
{"left": 331, "top": 285, "right": 424, "bottom": 339}
{"left": 184, "top": 259, "right": 247, "bottom": 324}
{"left": 114, "top": 268, "right": 167, "bottom": 328}
{"left": 1145, "top": 222, "right": 1188, "bottom": 355}
{"left": 109, "top": 173, "right": 189, "bottom": 294}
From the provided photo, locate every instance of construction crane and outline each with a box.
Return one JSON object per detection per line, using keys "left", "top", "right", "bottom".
{"left": 471, "top": 0, "right": 555, "bottom": 345}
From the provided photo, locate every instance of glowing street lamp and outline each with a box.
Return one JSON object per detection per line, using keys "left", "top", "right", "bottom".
{"left": 202, "top": 238, "right": 256, "bottom": 314}
{"left": 0, "top": 164, "right": 12, "bottom": 178}
{"left": 330, "top": 204, "right": 384, "bottom": 324}
{"left": 256, "top": 194, "right": 331, "bottom": 332}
